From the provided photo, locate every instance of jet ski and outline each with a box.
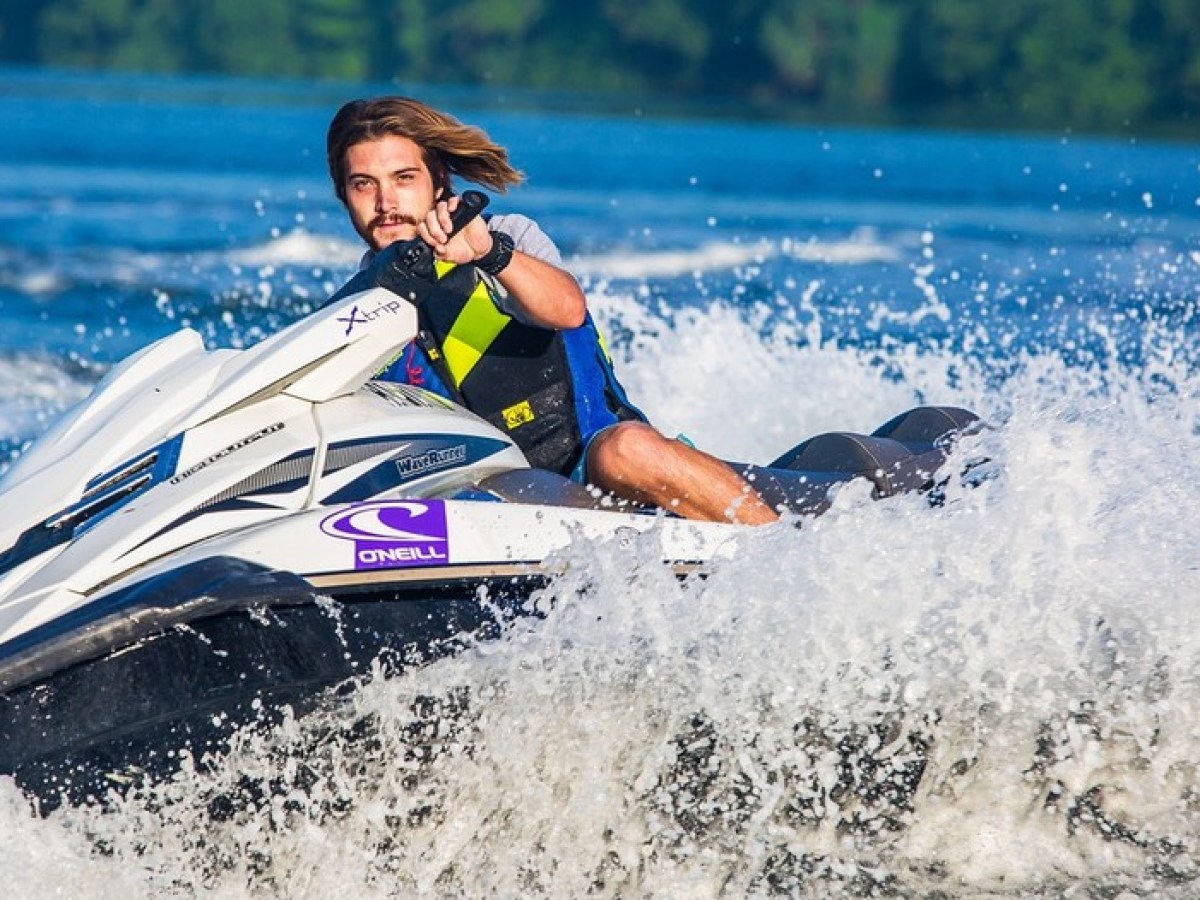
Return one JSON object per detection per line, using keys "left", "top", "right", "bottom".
{"left": 0, "top": 192, "right": 978, "bottom": 808}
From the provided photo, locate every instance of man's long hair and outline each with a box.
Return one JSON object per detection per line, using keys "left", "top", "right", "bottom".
{"left": 326, "top": 97, "right": 524, "bottom": 203}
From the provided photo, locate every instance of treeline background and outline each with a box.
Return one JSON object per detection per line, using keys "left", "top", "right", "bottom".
{"left": 2, "top": 0, "right": 1198, "bottom": 134}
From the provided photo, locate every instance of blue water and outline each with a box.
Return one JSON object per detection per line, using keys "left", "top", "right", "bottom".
{"left": 2, "top": 68, "right": 1200, "bottom": 897}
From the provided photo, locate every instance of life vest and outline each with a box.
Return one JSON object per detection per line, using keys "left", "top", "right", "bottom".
{"left": 377, "top": 261, "right": 644, "bottom": 475}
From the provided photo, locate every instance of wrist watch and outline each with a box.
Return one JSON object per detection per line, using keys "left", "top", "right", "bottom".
{"left": 475, "top": 230, "right": 515, "bottom": 276}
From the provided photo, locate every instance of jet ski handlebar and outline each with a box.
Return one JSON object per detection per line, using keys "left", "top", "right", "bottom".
{"left": 448, "top": 189, "right": 489, "bottom": 234}
{"left": 373, "top": 190, "right": 490, "bottom": 289}
{"left": 318, "top": 190, "right": 489, "bottom": 311}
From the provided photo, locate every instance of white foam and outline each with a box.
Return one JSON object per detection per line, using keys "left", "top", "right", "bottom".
{"left": 0, "top": 780, "right": 145, "bottom": 896}
{"left": 14, "top": 272, "right": 68, "bottom": 297}
{"left": 0, "top": 354, "right": 93, "bottom": 466}
{"left": 589, "top": 288, "right": 982, "bottom": 461}
{"left": 226, "top": 230, "right": 363, "bottom": 269}
{"left": 3, "top": 296, "right": 1199, "bottom": 898}
{"left": 782, "top": 229, "right": 902, "bottom": 265}
{"left": 570, "top": 234, "right": 899, "bottom": 280}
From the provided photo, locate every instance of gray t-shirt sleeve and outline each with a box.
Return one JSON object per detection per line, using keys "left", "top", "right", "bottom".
{"left": 488, "top": 213, "right": 564, "bottom": 266}
{"left": 483, "top": 213, "right": 568, "bottom": 323}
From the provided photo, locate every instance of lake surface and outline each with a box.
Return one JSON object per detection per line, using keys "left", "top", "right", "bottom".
{"left": 1, "top": 68, "right": 1199, "bottom": 897}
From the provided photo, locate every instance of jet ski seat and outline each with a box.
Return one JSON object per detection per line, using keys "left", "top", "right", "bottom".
{"left": 466, "top": 468, "right": 611, "bottom": 509}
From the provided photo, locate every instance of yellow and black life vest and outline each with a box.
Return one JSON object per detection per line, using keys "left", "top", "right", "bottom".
{"left": 387, "top": 262, "right": 644, "bottom": 475}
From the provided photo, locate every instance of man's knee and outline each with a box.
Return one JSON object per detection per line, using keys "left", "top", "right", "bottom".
{"left": 589, "top": 422, "right": 667, "bottom": 480}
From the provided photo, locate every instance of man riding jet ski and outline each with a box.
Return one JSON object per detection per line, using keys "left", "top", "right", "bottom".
{"left": 324, "top": 96, "right": 781, "bottom": 525}
{"left": 0, "top": 177, "right": 977, "bottom": 807}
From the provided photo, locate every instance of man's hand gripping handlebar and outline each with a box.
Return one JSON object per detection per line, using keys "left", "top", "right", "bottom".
{"left": 373, "top": 190, "right": 489, "bottom": 290}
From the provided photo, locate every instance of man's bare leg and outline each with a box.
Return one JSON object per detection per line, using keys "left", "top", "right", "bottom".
{"left": 585, "top": 421, "right": 778, "bottom": 525}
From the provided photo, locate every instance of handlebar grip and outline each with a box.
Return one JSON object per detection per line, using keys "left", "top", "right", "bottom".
{"left": 364, "top": 190, "right": 492, "bottom": 298}
{"left": 449, "top": 190, "right": 489, "bottom": 236}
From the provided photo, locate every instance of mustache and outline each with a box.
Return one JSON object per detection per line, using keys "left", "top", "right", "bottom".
{"left": 371, "top": 213, "right": 419, "bottom": 230}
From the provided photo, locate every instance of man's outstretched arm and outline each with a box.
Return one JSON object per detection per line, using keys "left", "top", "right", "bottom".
{"left": 419, "top": 197, "right": 586, "bottom": 330}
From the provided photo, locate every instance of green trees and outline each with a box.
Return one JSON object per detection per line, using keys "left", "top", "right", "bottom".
{"left": 898, "top": 0, "right": 1159, "bottom": 128}
{"left": 1, "top": 0, "right": 1195, "bottom": 133}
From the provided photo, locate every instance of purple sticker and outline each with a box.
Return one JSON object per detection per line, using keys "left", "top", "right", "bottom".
{"left": 320, "top": 500, "right": 450, "bottom": 570}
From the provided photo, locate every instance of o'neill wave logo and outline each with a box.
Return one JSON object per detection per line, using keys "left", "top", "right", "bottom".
{"left": 320, "top": 500, "right": 449, "bottom": 570}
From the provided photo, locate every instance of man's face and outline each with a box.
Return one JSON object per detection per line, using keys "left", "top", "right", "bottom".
{"left": 342, "top": 135, "right": 441, "bottom": 251}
